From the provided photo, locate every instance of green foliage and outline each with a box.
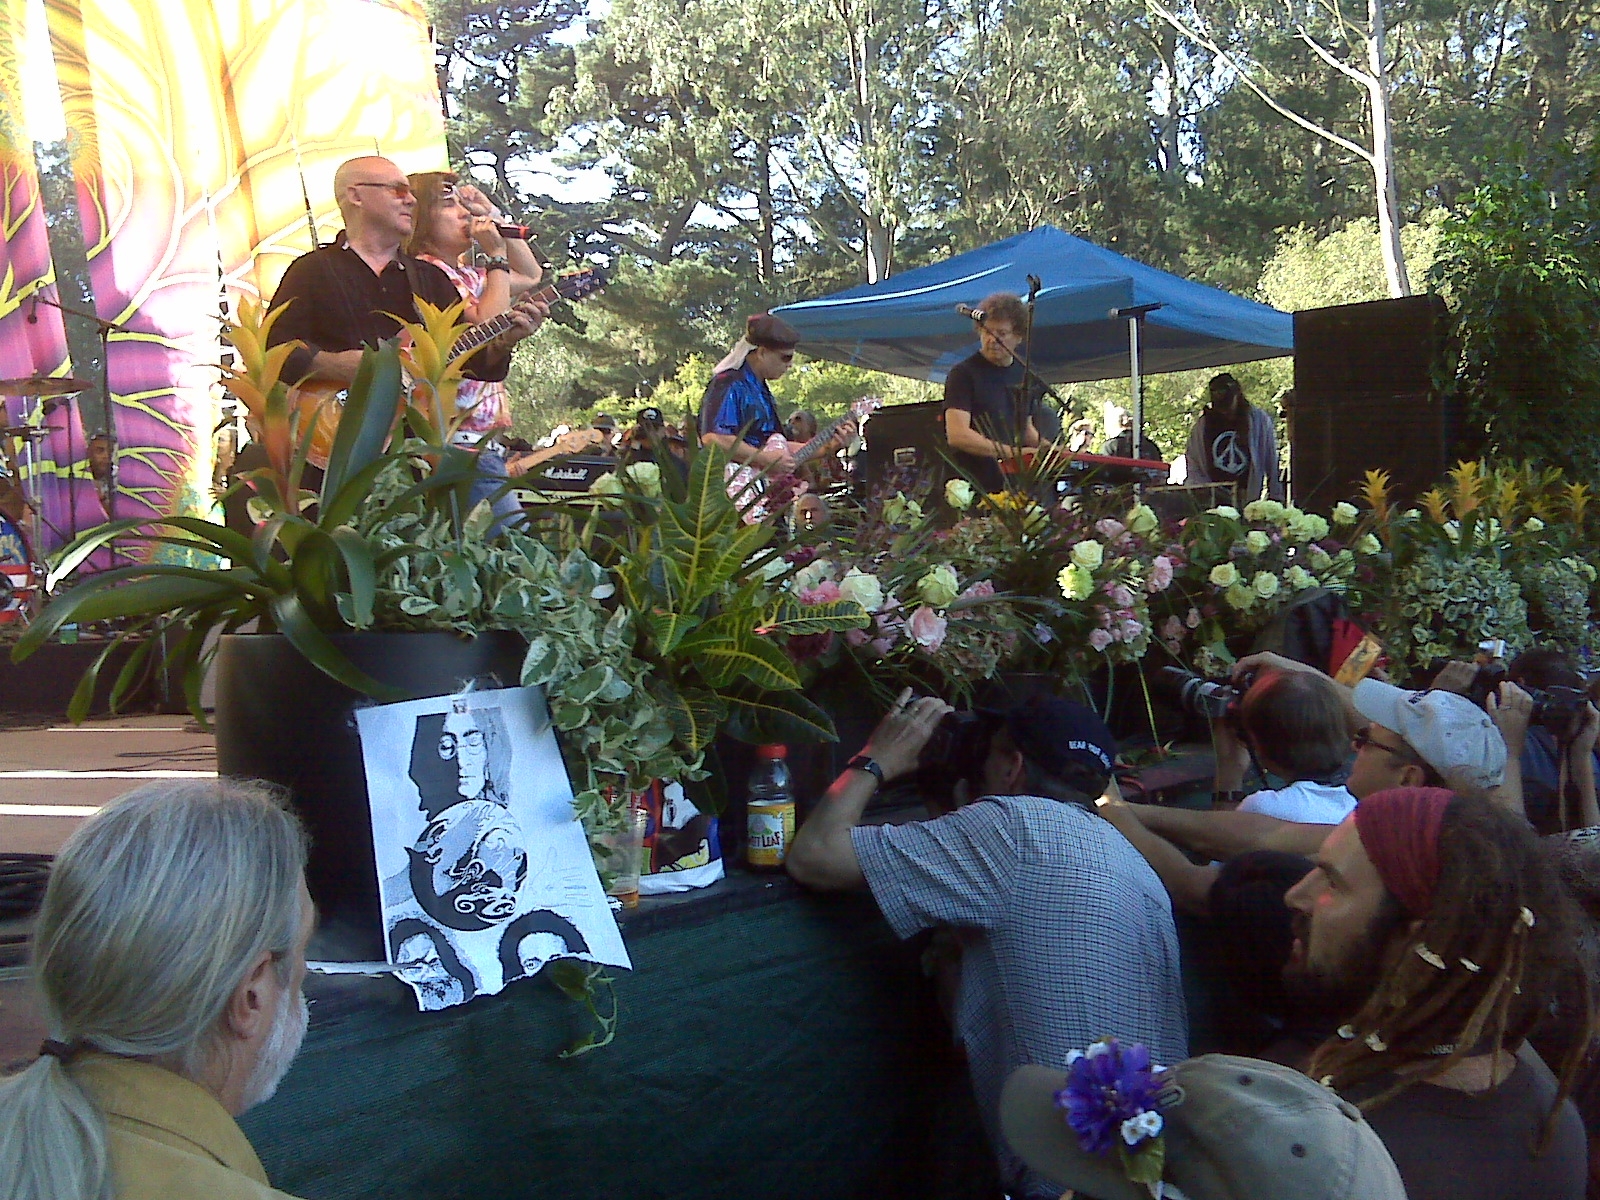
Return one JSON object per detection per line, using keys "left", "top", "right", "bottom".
{"left": 1259, "top": 217, "right": 1445, "bottom": 312}
{"left": 1389, "top": 553, "right": 1531, "bottom": 682}
{"left": 1429, "top": 156, "right": 1600, "bottom": 475}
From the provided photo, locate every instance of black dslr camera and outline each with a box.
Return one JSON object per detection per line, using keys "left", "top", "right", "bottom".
{"left": 909, "top": 708, "right": 1003, "bottom": 804}
{"left": 1155, "top": 665, "right": 1254, "bottom": 728}
{"left": 1457, "top": 642, "right": 1590, "bottom": 735}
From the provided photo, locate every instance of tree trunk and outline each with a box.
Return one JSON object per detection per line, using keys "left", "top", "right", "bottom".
{"left": 1157, "top": 23, "right": 1182, "bottom": 179}
{"left": 1367, "top": 0, "right": 1411, "bottom": 297}
{"left": 756, "top": 130, "right": 776, "bottom": 286}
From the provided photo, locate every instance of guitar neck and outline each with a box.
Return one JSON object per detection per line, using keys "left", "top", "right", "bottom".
{"left": 794, "top": 414, "right": 852, "bottom": 466}
{"left": 449, "top": 279, "right": 573, "bottom": 357}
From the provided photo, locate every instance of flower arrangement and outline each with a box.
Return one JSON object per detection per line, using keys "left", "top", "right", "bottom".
{"left": 779, "top": 496, "right": 1031, "bottom": 699}
{"left": 1053, "top": 1037, "right": 1173, "bottom": 1192}
{"left": 1155, "top": 498, "right": 1364, "bottom": 676}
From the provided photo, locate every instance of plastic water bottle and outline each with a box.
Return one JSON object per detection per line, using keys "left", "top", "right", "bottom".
{"left": 746, "top": 745, "right": 795, "bottom": 869}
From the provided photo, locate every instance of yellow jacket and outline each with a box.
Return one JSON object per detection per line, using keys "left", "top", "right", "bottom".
{"left": 69, "top": 1054, "right": 302, "bottom": 1200}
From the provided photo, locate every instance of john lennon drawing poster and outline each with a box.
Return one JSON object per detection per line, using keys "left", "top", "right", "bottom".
{"left": 354, "top": 686, "right": 630, "bottom": 1011}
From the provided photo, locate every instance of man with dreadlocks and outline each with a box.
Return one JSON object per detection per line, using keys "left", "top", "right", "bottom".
{"left": 1284, "top": 786, "right": 1591, "bottom": 1200}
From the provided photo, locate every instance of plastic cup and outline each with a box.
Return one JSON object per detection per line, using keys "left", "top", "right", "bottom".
{"left": 591, "top": 801, "right": 648, "bottom": 909}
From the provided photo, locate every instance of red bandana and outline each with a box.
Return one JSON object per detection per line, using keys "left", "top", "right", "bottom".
{"left": 1352, "top": 787, "right": 1455, "bottom": 917}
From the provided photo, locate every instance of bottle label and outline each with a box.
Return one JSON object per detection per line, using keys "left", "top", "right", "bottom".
{"left": 747, "top": 800, "right": 795, "bottom": 867}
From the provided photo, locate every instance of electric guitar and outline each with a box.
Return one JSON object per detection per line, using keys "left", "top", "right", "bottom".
{"left": 294, "top": 266, "right": 605, "bottom": 469}
{"left": 725, "top": 396, "right": 881, "bottom": 524}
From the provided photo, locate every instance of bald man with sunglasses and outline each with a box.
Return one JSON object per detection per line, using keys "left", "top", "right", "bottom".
{"left": 267, "top": 156, "right": 530, "bottom": 390}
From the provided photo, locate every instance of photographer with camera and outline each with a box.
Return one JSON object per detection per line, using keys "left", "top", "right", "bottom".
{"left": 1201, "top": 668, "right": 1357, "bottom": 823}
{"left": 1476, "top": 648, "right": 1600, "bottom": 833}
{"left": 786, "top": 688, "right": 1188, "bottom": 1200}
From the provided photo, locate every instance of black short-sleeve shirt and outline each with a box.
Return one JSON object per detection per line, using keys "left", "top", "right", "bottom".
{"left": 942, "top": 350, "right": 1035, "bottom": 493}
{"left": 266, "top": 236, "right": 510, "bottom": 385}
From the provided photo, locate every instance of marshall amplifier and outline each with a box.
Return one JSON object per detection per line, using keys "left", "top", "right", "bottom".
{"left": 858, "top": 400, "right": 949, "bottom": 494}
{"left": 518, "top": 454, "right": 617, "bottom": 494}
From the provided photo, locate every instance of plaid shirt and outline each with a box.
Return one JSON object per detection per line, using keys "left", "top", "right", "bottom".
{"left": 853, "top": 796, "right": 1188, "bottom": 1193}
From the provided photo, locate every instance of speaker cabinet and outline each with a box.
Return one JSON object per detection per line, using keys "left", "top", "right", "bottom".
{"left": 1289, "top": 296, "right": 1464, "bottom": 512}
{"left": 859, "top": 400, "right": 949, "bottom": 494}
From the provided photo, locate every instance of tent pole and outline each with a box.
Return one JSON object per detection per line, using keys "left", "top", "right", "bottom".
{"left": 1127, "top": 314, "right": 1143, "bottom": 478}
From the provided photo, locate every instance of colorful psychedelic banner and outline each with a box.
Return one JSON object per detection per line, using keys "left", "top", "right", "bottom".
{"left": 0, "top": 0, "right": 95, "bottom": 558}
{"left": 42, "top": 0, "right": 447, "bottom": 558}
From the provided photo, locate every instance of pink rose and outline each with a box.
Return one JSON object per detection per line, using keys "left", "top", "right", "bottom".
{"left": 906, "top": 605, "right": 948, "bottom": 651}
{"left": 1161, "top": 615, "right": 1185, "bottom": 642}
{"left": 960, "top": 580, "right": 996, "bottom": 600}
{"left": 1109, "top": 583, "right": 1135, "bottom": 608}
{"left": 1186, "top": 607, "right": 1202, "bottom": 628}
{"left": 1088, "top": 629, "right": 1115, "bottom": 652}
{"left": 1119, "top": 617, "right": 1145, "bottom": 642}
{"left": 870, "top": 637, "right": 894, "bottom": 656}
{"left": 1096, "top": 518, "right": 1127, "bottom": 540}
{"left": 845, "top": 628, "right": 870, "bottom": 647}
{"left": 1146, "top": 556, "right": 1174, "bottom": 592}
{"left": 800, "top": 581, "right": 842, "bottom": 605}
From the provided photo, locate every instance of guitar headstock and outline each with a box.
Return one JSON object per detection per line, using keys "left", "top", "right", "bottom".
{"left": 553, "top": 267, "right": 606, "bottom": 304}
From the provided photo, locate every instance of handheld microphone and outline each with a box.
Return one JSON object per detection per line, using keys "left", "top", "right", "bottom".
{"left": 495, "top": 223, "right": 535, "bottom": 240}
{"left": 955, "top": 303, "right": 987, "bottom": 323}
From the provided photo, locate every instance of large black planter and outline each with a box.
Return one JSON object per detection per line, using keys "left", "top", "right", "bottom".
{"left": 214, "top": 630, "right": 527, "bottom": 960}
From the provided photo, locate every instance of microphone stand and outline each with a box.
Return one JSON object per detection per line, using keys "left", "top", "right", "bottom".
{"left": 32, "top": 291, "right": 136, "bottom": 562}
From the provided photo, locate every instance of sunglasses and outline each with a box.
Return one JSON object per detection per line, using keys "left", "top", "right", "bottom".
{"left": 351, "top": 181, "right": 414, "bottom": 199}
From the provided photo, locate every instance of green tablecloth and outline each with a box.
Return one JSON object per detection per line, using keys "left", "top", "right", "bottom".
{"left": 242, "top": 877, "right": 1000, "bottom": 1200}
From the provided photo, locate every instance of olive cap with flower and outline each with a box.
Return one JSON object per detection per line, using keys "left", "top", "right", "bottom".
{"left": 1001, "top": 1051, "right": 1406, "bottom": 1200}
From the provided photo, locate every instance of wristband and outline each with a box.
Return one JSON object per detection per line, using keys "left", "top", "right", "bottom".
{"left": 846, "top": 755, "right": 884, "bottom": 788}
{"left": 483, "top": 256, "right": 511, "bottom": 273}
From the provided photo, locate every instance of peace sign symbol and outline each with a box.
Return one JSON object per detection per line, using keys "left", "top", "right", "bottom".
{"left": 1211, "top": 430, "right": 1248, "bottom": 475}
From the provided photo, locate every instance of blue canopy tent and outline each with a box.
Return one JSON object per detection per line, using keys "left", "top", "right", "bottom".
{"left": 772, "top": 225, "right": 1294, "bottom": 383}
{"left": 772, "top": 226, "right": 1294, "bottom": 457}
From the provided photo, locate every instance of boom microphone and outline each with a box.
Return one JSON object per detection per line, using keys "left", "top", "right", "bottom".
{"left": 955, "top": 303, "right": 987, "bottom": 323}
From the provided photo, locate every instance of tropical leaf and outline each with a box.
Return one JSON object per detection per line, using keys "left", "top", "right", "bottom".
{"left": 674, "top": 622, "right": 800, "bottom": 690}
{"left": 653, "top": 683, "right": 726, "bottom": 753}
{"left": 758, "top": 597, "right": 871, "bottom": 636}
{"left": 321, "top": 340, "right": 406, "bottom": 502}
{"left": 268, "top": 593, "right": 405, "bottom": 700}
{"left": 721, "top": 684, "right": 838, "bottom": 745}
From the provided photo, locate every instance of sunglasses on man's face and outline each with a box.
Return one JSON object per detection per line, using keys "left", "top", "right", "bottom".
{"left": 351, "top": 181, "right": 414, "bottom": 199}
{"left": 1352, "top": 725, "right": 1414, "bottom": 762}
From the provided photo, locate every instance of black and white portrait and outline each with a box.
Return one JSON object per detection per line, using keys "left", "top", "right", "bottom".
{"left": 356, "top": 686, "right": 630, "bottom": 1011}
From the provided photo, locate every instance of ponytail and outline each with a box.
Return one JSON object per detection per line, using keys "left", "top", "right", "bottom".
{"left": 0, "top": 1053, "right": 111, "bottom": 1200}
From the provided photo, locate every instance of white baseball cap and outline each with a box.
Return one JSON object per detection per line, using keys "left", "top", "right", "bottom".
{"left": 1352, "top": 679, "right": 1506, "bottom": 794}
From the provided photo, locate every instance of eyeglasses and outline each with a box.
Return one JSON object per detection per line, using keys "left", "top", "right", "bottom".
{"left": 350, "top": 181, "right": 414, "bottom": 199}
{"left": 1352, "top": 726, "right": 1414, "bottom": 762}
{"left": 776, "top": 351, "right": 795, "bottom": 362}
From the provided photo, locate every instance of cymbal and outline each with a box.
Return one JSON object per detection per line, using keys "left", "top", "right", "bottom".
{"left": 0, "top": 375, "right": 92, "bottom": 397}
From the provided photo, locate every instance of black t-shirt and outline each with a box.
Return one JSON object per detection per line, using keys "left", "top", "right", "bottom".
{"left": 942, "top": 351, "right": 1036, "bottom": 493}
{"left": 1198, "top": 403, "right": 1253, "bottom": 484}
{"left": 1354, "top": 1051, "right": 1587, "bottom": 1200}
{"left": 266, "top": 235, "right": 511, "bottom": 386}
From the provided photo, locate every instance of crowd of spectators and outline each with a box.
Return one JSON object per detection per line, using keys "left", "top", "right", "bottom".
{"left": 4, "top": 636, "right": 1600, "bottom": 1199}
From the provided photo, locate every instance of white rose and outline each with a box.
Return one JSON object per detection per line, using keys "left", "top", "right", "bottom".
{"left": 1524, "top": 516, "right": 1546, "bottom": 532}
{"left": 1224, "top": 582, "right": 1256, "bottom": 610}
{"left": 1209, "top": 562, "right": 1239, "bottom": 588}
{"left": 1308, "top": 545, "right": 1333, "bottom": 571}
{"left": 1285, "top": 565, "right": 1318, "bottom": 591}
{"left": 1208, "top": 505, "right": 1240, "bottom": 520}
{"left": 1058, "top": 563, "right": 1095, "bottom": 602}
{"left": 838, "top": 568, "right": 884, "bottom": 612}
{"left": 1125, "top": 504, "right": 1158, "bottom": 535}
{"left": 944, "top": 478, "right": 975, "bottom": 510}
{"left": 1332, "top": 502, "right": 1360, "bottom": 526}
{"left": 1355, "top": 533, "right": 1382, "bottom": 555}
{"left": 1071, "top": 539, "right": 1105, "bottom": 570}
{"left": 916, "top": 564, "right": 960, "bottom": 608}
{"left": 1253, "top": 571, "right": 1280, "bottom": 599}
{"left": 1289, "top": 513, "right": 1330, "bottom": 543}
{"left": 1245, "top": 530, "right": 1271, "bottom": 554}
{"left": 621, "top": 460, "right": 662, "bottom": 497}
{"left": 792, "top": 559, "right": 834, "bottom": 592}
{"left": 1243, "top": 499, "right": 1284, "bottom": 522}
